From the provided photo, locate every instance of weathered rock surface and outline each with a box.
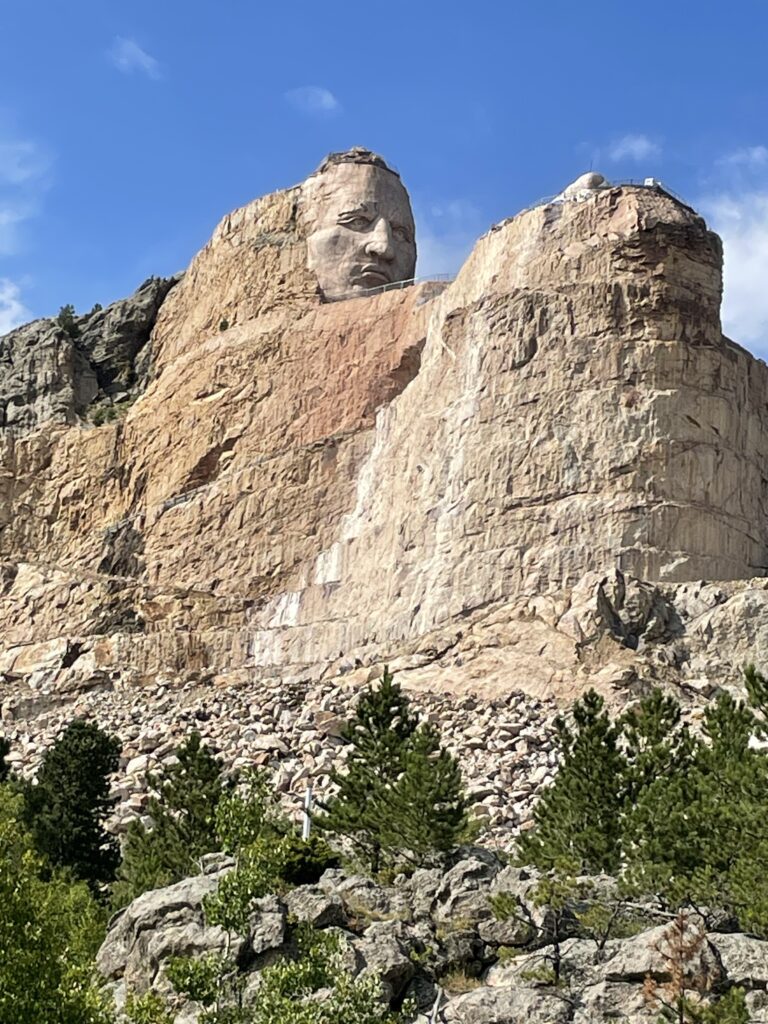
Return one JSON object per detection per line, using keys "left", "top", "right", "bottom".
{"left": 2, "top": 172, "right": 768, "bottom": 707}
{"left": 97, "top": 852, "right": 768, "bottom": 1023}
{"left": 97, "top": 872, "right": 237, "bottom": 999}
{"left": 0, "top": 275, "right": 177, "bottom": 433}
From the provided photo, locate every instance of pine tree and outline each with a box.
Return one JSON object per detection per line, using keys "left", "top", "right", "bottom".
{"left": 113, "top": 731, "right": 225, "bottom": 906}
{"left": 381, "top": 724, "right": 468, "bottom": 861}
{"left": 518, "top": 689, "right": 627, "bottom": 874}
{"left": 622, "top": 688, "right": 692, "bottom": 802}
{"left": 624, "top": 692, "right": 768, "bottom": 914}
{"left": 315, "top": 668, "right": 467, "bottom": 873}
{"left": 21, "top": 719, "right": 120, "bottom": 890}
{"left": 56, "top": 303, "right": 80, "bottom": 339}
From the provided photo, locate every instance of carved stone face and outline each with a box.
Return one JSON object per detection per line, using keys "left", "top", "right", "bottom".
{"left": 303, "top": 161, "right": 416, "bottom": 300}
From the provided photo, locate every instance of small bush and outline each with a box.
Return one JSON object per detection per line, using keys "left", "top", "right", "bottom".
{"left": 56, "top": 303, "right": 80, "bottom": 339}
{"left": 277, "top": 832, "right": 339, "bottom": 886}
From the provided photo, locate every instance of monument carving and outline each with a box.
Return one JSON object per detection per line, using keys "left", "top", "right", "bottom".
{"left": 2, "top": 150, "right": 768, "bottom": 704}
{"left": 300, "top": 147, "right": 416, "bottom": 300}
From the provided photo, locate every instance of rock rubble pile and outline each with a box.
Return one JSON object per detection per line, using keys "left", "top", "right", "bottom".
{"left": 0, "top": 677, "right": 561, "bottom": 843}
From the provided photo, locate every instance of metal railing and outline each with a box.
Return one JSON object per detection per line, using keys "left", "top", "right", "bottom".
{"left": 330, "top": 272, "right": 454, "bottom": 302}
{"left": 516, "top": 178, "right": 689, "bottom": 218}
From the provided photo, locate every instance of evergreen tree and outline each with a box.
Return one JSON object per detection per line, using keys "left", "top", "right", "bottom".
{"left": 624, "top": 692, "right": 767, "bottom": 910}
{"left": 315, "top": 668, "right": 467, "bottom": 872}
{"left": 0, "top": 788, "right": 112, "bottom": 1024}
{"left": 381, "top": 723, "right": 468, "bottom": 861}
{"left": 113, "top": 731, "right": 225, "bottom": 906}
{"left": 56, "top": 303, "right": 80, "bottom": 339}
{"left": 621, "top": 687, "right": 692, "bottom": 802}
{"left": 518, "top": 690, "right": 627, "bottom": 874}
{"left": 22, "top": 719, "right": 121, "bottom": 890}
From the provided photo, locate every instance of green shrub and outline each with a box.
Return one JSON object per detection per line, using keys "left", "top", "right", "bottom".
{"left": 56, "top": 303, "right": 80, "bottom": 339}
{"left": 277, "top": 832, "right": 338, "bottom": 886}
{"left": 166, "top": 926, "right": 412, "bottom": 1024}
{"left": 124, "top": 991, "right": 175, "bottom": 1024}
{"left": 113, "top": 731, "right": 225, "bottom": 906}
{"left": 0, "top": 788, "right": 112, "bottom": 1023}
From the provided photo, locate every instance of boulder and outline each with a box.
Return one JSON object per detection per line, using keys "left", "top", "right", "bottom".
{"left": 284, "top": 886, "right": 346, "bottom": 929}
{"left": 709, "top": 932, "right": 768, "bottom": 987}
{"left": 97, "top": 872, "right": 241, "bottom": 999}
{"left": 433, "top": 856, "right": 500, "bottom": 927}
{"left": 352, "top": 920, "right": 415, "bottom": 1002}
{"left": 602, "top": 917, "right": 721, "bottom": 987}
{"left": 246, "top": 895, "right": 287, "bottom": 958}
{"left": 442, "top": 985, "right": 572, "bottom": 1024}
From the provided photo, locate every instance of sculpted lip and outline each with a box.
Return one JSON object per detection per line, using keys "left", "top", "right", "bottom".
{"left": 354, "top": 265, "right": 392, "bottom": 285}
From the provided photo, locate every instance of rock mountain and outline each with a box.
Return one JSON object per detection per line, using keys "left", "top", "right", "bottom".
{"left": 2, "top": 154, "right": 768, "bottom": 710}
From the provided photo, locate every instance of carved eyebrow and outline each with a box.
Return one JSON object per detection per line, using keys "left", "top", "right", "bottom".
{"left": 338, "top": 203, "right": 377, "bottom": 218}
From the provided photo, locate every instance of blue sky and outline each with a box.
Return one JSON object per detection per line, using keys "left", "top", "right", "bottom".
{"left": 2, "top": 1, "right": 768, "bottom": 352}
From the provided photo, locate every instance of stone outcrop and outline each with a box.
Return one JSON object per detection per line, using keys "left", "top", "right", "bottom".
{"left": 3, "top": 162, "right": 768, "bottom": 724}
{"left": 97, "top": 851, "right": 768, "bottom": 1023}
{"left": 0, "top": 275, "right": 178, "bottom": 433}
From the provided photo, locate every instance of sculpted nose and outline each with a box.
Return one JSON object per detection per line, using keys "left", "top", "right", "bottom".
{"left": 365, "top": 218, "right": 395, "bottom": 261}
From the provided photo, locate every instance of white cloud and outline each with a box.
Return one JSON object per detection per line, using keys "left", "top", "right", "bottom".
{"left": 0, "top": 203, "right": 34, "bottom": 257}
{"left": 0, "top": 141, "right": 50, "bottom": 185}
{"left": 608, "top": 134, "right": 661, "bottom": 162}
{"left": 720, "top": 145, "right": 768, "bottom": 168}
{"left": 0, "top": 278, "right": 30, "bottom": 334}
{"left": 700, "top": 191, "right": 768, "bottom": 351}
{"left": 284, "top": 86, "right": 340, "bottom": 115}
{"left": 109, "top": 37, "right": 162, "bottom": 80}
{"left": 0, "top": 136, "right": 51, "bottom": 257}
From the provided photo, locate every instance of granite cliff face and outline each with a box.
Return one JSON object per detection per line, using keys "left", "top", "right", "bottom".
{"left": 2, "top": 167, "right": 768, "bottom": 705}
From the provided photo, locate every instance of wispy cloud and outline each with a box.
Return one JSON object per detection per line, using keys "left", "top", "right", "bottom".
{"left": 415, "top": 199, "right": 483, "bottom": 279}
{"left": 109, "top": 37, "right": 162, "bottom": 80}
{"left": 701, "top": 191, "right": 768, "bottom": 351}
{"left": 0, "top": 278, "right": 30, "bottom": 334}
{"left": 608, "top": 134, "right": 661, "bottom": 162}
{"left": 697, "top": 142, "right": 768, "bottom": 353}
{"left": 0, "top": 141, "right": 50, "bottom": 186}
{"left": 284, "top": 86, "right": 340, "bottom": 115}
{"left": 0, "top": 135, "right": 52, "bottom": 257}
{"left": 719, "top": 145, "right": 768, "bottom": 168}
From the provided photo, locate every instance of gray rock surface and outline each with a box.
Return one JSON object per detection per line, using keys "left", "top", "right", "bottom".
{"left": 442, "top": 986, "right": 572, "bottom": 1024}
{"left": 96, "top": 854, "right": 768, "bottom": 1024}
{"left": 97, "top": 872, "right": 238, "bottom": 1000}
{"left": 0, "top": 275, "right": 178, "bottom": 434}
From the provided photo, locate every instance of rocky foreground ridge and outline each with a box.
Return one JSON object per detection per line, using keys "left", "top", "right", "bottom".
{"left": 98, "top": 849, "right": 768, "bottom": 1023}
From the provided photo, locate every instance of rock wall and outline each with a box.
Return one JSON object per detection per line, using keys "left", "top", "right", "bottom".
{"left": 97, "top": 852, "right": 768, "bottom": 1024}
{"left": 0, "top": 276, "right": 177, "bottom": 433}
{"left": 2, "top": 177, "right": 768, "bottom": 700}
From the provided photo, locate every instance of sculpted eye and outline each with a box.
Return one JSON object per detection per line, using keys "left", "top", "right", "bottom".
{"left": 339, "top": 214, "right": 372, "bottom": 230}
{"left": 393, "top": 225, "right": 412, "bottom": 242}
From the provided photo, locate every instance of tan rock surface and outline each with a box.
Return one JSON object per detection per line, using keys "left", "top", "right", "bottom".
{"left": 2, "top": 171, "right": 768, "bottom": 707}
